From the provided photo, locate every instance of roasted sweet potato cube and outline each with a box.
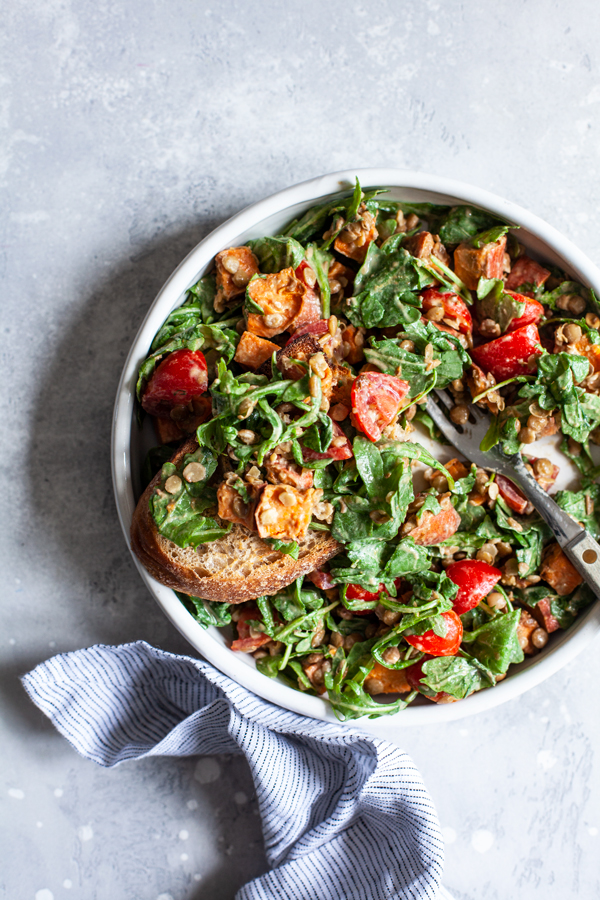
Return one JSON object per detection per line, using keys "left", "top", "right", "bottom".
{"left": 217, "top": 482, "right": 262, "bottom": 532}
{"left": 246, "top": 268, "right": 321, "bottom": 338}
{"left": 404, "top": 231, "right": 435, "bottom": 260}
{"left": 365, "top": 662, "right": 410, "bottom": 695}
{"left": 409, "top": 503, "right": 461, "bottom": 546}
{"left": 255, "top": 484, "right": 315, "bottom": 542}
{"left": 216, "top": 247, "right": 259, "bottom": 302}
{"left": 540, "top": 542, "right": 583, "bottom": 596}
{"left": 234, "top": 331, "right": 279, "bottom": 369}
{"left": 333, "top": 210, "right": 378, "bottom": 264}
{"left": 454, "top": 235, "right": 507, "bottom": 291}
{"left": 443, "top": 458, "right": 470, "bottom": 481}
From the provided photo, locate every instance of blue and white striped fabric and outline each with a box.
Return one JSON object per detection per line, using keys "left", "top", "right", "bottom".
{"left": 22, "top": 641, "right": 451, "bottom": 900}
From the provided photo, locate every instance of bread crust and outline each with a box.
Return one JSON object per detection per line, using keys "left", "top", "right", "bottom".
{"left": 130, "top": 437, "right": 342, "bottom": 602}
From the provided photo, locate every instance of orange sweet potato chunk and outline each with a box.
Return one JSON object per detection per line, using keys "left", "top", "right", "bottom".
{"left": 234, "top": 331, "right": 279, "bottom": 369}
{"left": 215, "top": 247, "right": 259, "bottom": 302}
{"left": 255, "top": 484, "right": 314, "bottom": 542}
{"left": 453, "top": 235, "right": 507, "bottom": 291}
{"left": 410, "top": 505, "right": 461, "bottom": 546}
{"left": 246, "top": 268, "right": 320, "bottom": 338}
{"left": 444, "top": 458, "right": 470, "bottom": 481}
{"left": 217, "top": 482, "right": 259, "bottom": 532}
{"left": 540, "top": 543, "right": 583, "bottom": 597}
{"left": 365, "top": 662, "right": 410, "bottom": 695}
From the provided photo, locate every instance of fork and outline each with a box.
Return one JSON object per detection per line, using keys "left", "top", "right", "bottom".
{"left": 426, "top": 389, "right": 600, "bottom": 596}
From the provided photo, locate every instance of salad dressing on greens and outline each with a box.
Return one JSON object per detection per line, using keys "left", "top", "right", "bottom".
{"left": 135, "top": 179, "right": 597, "bottom": 719}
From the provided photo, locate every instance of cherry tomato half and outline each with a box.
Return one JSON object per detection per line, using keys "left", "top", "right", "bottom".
{"left": 345, "top": 583, "right": 387, "bottom": 602}
{"left": 141, "top": 349, "right": 208, "bottom": 417}
{"left": 445, "top": 558, "right": 502, "bottom": 616}
{"left": 470, "top": 323, "right": 543, "bottom": 381}
{"left": 404, "top": 610, "right": 463, "bottom": 656}
{"left": 230, "top": 606, "right": 271, "bottom": 653}
{"left": 505, "top": 256, "right": 550, "bottom": 294}
{"left": 351, "top": 371, "right": 410, "bottom": 442}
{"left": 495, "top": 474, "right": 529, "bottom": 514}
{"left": 421, "top": 288, "right": 472, "bottom": 334}
{"left": 504, "top": 290, "right": 545, "bottom": 333}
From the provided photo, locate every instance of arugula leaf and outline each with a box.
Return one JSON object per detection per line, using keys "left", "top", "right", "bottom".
{"left": 246, "top": 235, "right": 306, "bottom": 273}
{"left": 306, "top": 243, "right": 333, "bottom": 318}
{"left": 550, "top": 584, "right": 595, "bottom": 629}
{"left": 302, "top": 413, "right": 333, "bottom": 454}
{"left": 470, "top": 224, "right": 512, "bottom": 248}
{"left": 437, "top": 205, "right": 507, "bottom": 245}
{"left": 555, "top": 484, "right": 600, "bottom": 537}
{"left": 266, "top": 539, "right": 300, "bottom": 559}
{"left": 326, "top": 679, "right": 408, "bottom": 721}
{"left": 517, "top": 352, "right": 592, "bottom": 443}
{"left": 476, "top": 277, "right": 526, "bottom": 333}
{"left": 461, "top": 610, "right": 524, "bottom": 674}
{"left": 420, "top": 655, "right": 494, "bottom": 699}
{"left": 543, "top": 280, "right": 592, "bottom": 311}
{"left": 176, "top": 592, "right": 215, "bottom": 629}
{"left": 186, "top": 275, "right": 219, "bottom": 325}
{"left": 345, "top": 245, "right": 433, "bottom": 329}
{"left": 151, "top": 477, "right": 231, "bottom": 549}
{"left": 329, "top": 537, "right": 430, "bottom": 594}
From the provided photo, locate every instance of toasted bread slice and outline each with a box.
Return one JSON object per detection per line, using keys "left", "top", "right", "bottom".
{"left": 131, "top": 437, "right": 342, "bottom": 602}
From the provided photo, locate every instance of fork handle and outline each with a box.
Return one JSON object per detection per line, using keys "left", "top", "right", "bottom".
{"left": 509, "top": 458, "right": 600, "bottom": 599}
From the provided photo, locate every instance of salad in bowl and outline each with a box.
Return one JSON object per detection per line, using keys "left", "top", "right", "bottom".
{"left": 120, "top": 173, "right": 600, "bottom": 722}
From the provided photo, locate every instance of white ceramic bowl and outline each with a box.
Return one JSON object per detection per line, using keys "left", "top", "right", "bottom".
{"left": 112, "top": 168, "right": 600, "bottom": 728}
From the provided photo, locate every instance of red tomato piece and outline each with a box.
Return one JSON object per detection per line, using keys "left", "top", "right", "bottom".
{"left": 295, "top": 260, "right": 318, "bottom": 288}
{"left": 286, "top": 319, "right": 329, "bottom": 343}
{"left": 445, "top": 559, "right": 502, "bottom": 616}
{"left": 505, "top": 256, "right": 550, "bottom": 294}
{"left": 421, "top": 288, "right": 473, "bottom": 334}
{"left": 496, "top": 474, "right": 529, "bottom": 514}
{"left": 346, "top": 583, "right": 387, "bottom": 602}
{"left": 470, "top": 323, "right": 543, "bottom": 381}
{"left": 532, "top": 597, "right": 560, "bottom": 634}
{"left": 504, "top": 290, "right": 545, "bottom": 332}
{"left": 405, "top": 610, "right": 463, "bottom": 657}
{"left": 230, "top": 606, "right": 271, "bottom": 653}
{"left": 141, "top": 349, "right": 208, "bottom": 417}
{"left": 302, "top": 421, "right": 353, "bottom": 461}
{"left": 350, "top": 372, "right": 410, "bottom": 442}
{"left": 344, "top": 582, "right": 388, "bottom": 616}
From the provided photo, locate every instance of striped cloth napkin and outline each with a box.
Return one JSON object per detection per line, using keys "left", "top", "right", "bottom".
{"left": 22, "top": 641, "right": 453, "bottom": 900}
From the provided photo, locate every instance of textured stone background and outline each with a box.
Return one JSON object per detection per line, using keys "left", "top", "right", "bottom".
{"left": 2, "top": 1, "right": 600, "bottom": 898}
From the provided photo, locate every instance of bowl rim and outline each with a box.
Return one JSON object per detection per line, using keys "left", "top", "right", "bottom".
{"left": 112, "top": 167, "right": 600, "bottom": 729}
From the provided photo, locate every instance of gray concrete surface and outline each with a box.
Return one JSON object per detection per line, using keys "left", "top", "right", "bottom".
{"left": 2, "top": 1, "right": 600, "bottom": 898}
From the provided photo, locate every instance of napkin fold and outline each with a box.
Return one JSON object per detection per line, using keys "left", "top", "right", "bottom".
{"left": 22, "top": 641, "right": 449, "bottom": 900}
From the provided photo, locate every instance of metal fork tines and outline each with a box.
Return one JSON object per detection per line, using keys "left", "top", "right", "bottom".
{"left": 426, "top": 389, "right": 517, "bottom": 478}
{"left": 425, "top": 389, "right": 600, "bottom": 582}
